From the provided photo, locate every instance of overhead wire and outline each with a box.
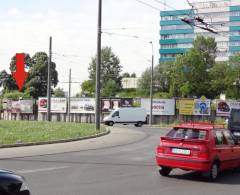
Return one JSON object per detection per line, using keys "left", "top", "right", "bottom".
{"left": 134, "top": 0, "right": 231, "bottom": 39}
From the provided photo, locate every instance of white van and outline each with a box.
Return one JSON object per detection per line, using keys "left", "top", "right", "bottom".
{"left": 103, "top": 107, "right": 147, "bottom": 127}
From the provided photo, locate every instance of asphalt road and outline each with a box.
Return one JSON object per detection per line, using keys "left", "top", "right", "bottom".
{"left": 1, "top": 126, "right": 240, "bottom": 195}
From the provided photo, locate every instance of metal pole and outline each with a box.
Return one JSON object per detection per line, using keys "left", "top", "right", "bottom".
{"left": 47, "top": 36, "right": 52, "bottom": 121}
{"left": 68, "top": 68, "right": 71, "bottom": 122}
{"left": 149, "top": 41, "right": 154, "bottom": 126}
{"left": 95, "top": 0, "right": 102, "bottom": 131}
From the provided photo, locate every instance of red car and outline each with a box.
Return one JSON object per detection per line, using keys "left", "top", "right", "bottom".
{"left": 156, "top": 122, "right": 240, "bottom": 180}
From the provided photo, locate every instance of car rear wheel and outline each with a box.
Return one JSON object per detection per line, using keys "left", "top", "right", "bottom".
{"left": 159, "top": 167, "right": 172, "bottom": 176}
{"left": 206, "top": 162, "right": 219, "bottom": 181}
{"left": 135, "top": 121, "right": 143, "bottom": 127}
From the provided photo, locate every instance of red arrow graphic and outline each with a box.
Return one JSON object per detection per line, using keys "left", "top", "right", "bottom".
{"left": 12, "top": 53, "right": 28, "bottom": 91}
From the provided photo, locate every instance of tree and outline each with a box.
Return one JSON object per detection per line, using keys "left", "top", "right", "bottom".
{"left": 137, "top": 62, "right": 172, "bottom": 97}
{"left": 54, "top": 87, "right": 65, "bottom": 97}
{"left": 0, "top": 52, "right": 59, "bottom": 99}
{"left": 27, "top": 52, "right": 58, "bottom": 99}
{"left": 102, "top": 79, "right": 119, "bottom": 97}
{"left": 122, "top": 72, "right": 130, "bottom": 78}
{"left": 169, "top": 36, "right": 217, "bottom": 98}
{"left": 226, "top": 54, "right": 240, "bottom": 99}
{"left": 131, "top": 73, "right": 136, "bottom": 78}
{"left": 209, "top": 62, "right": 230, "bottom": 98}
{"left": 81, "top": 80, "right": 95, "bottom": 97}
{"left": 88, "top": 47, "right": 123, "bottom": 96}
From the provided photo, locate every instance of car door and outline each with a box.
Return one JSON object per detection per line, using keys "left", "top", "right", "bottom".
{"left": 222, "top": 130, "right": 238, "bottom": 168}
{"left": 214, "top": 130, "right": 233, "bottom": 170}
{"left": 112, "top": 111, "right": 120, "bottom": 123}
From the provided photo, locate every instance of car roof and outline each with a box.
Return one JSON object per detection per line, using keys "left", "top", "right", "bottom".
{"left": 174, "top": 122, "right": 225, "bottom": 131}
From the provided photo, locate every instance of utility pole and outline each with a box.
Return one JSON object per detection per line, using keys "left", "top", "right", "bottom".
{"left": 149, "top": 41, "right": 154, "bottom": 126}
{"left": 95, "top": 0, "right": 102, "bottom": 131}
{"left": 47, "top": 36, "right": 52, "bottom": 121}
{"left": 68, "top": 68, "right": 71, "bottom": 122}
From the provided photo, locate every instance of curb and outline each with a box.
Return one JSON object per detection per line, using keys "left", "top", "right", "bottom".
{"left": 0, "top": 129, "right": 111, "bottom": 149}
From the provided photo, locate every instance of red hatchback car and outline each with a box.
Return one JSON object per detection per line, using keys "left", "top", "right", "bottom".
{"left": 156, "top": 122, "right": 240, "bottom": 180}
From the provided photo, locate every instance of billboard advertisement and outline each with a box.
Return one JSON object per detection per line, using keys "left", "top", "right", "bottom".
{"left": 7, "top": 100, "right": 33, "bottom": 113}
{"left": 194, "top": 99, "right": 211, "bottom": 116}
{"left": 216, "top": 100, "right": 240, "bottom": 116}
{"left": 70, "top": 98, "right": 95, "bottom": 113}
{"left": 38, "top": 97, "right": 67, "bottom": 113}
{"left": 101, "top": 98, "right": 133, "bottom": 112}
{"left": 179, "top": 99, "right": 195, "bottom": 115}
{"left": 141, "top": 99, "right": 175, "bottom": 115}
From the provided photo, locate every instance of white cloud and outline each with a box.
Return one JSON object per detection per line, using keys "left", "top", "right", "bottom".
{"left": 7, "top": 8, "right": 20, "bottom": 16}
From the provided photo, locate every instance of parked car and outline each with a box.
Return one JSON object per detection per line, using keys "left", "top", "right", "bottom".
{"left": 155, "top": 122, "right": 240, "bottom": 181}
{"left": 0, "top": 169, "right": 31, "bottom": 195}
{"left": 228, "top": 108, "right": 240, "bottom": 139}
{"left": 103, "top": 107, "right": 147, "bottom": 127}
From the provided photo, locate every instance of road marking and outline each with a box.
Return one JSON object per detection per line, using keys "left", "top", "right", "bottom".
{"left": 17, "top": 166, "right": 69, "bottom": 174}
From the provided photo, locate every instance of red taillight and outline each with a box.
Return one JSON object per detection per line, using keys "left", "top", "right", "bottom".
{"left": 156, "top": 144, "right": 164, "bottom": 154}
{"left": 199, "top": 147, "right": 209, "bottom": 158}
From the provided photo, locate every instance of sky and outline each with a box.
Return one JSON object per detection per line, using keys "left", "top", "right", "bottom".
{"left": 0, "top": 0, "right": 193, "bottom": 95}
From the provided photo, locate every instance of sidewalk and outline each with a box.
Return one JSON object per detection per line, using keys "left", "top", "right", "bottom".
{"left": 0, "top": 127, "right": 146, "bottom": 159}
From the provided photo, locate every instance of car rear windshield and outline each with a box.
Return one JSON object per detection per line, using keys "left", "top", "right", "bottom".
{"left": 167, "top": 128, "right": 207, "bottom": 140}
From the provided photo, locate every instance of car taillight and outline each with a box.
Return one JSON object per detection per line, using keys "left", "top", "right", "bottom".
{"left": 199, "top": 147, "right": 209, "bottom": 158}
{"left": 156, "top": 144, "right": 164, "bottom": 154}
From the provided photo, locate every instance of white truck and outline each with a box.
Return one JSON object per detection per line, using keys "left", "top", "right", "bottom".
{"left": 103, "top": 107, "right": 147, "bottom": 127}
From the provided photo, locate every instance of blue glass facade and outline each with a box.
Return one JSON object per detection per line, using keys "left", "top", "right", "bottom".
{"left": 160, "top": 4, "right": 240, "bottom": 63}
{"left": 229, "top": 5, "right": 240, "bottom": 55}
{"left": 159, "top": 9, "right": 194, "bottom": 62}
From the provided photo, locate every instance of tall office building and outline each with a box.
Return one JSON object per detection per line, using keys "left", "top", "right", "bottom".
{"left": 159, "top": 0, "right": 240, "bottom": 62}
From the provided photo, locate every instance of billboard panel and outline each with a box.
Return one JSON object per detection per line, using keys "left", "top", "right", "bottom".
{"left": 141, "top": 99, "right": 175, "bottom": 115}
{"left": 179, "top": 99, "right": 195, "bottom": 115}
{"left": 216, "top": 100, "right": 240, "bottom": 116}
{"left": 38, "top": 97, "right": 67, "bottom": 113}
{"left": 194, "top": 99, "right": 211, "bottom": 116}
{"left": 70, "top": 98, "right": 95, "bottom": 113}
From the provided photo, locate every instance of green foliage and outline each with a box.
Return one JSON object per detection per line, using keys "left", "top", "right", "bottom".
{"left": 116, "top": 89, "right": 137, "bottom": 98}
{"left": 169, "top": 36, "right": 217, "bottom": 98}
{"left": 102, "top": 79, "right": 119, "bottom": 97}
{"left": 27, "top": 52, "right": 58, "bottom": 99}
{"left": 88, "top": 47, "right": 122, "bottom": 96}
{"left": 54, "top": 87, "right": 65, "bottom": 97}
{"left": 0, "top": 52, "right": 58, "bottom": 99}
{"left": 122, "top": 72, "right": 136, "bottom": 78}
{"left": 81, "top": 80, "right": 95, "bottom": 97}
{"left": 137, "top": 61, "right": 172, "bottom": 97}
{"left": 3, "top": 90, "right": 31, "bottom": 100}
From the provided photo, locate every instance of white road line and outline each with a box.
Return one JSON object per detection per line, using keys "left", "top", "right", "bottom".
{"left": 17, "top": 166, "right": 69, "bottom": 174}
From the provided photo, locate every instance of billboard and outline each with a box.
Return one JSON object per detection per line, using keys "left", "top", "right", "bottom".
{"left": 194, "top": 99, "right": 211, "bottom": 116}
{"left": 7, "top": 100, "right": 33, "bottom": 113}
{"left": 101, "top": 98, "right": 133, "bottom": 112}
{"left": 70, "top": 98, "right": 95, "bottom": 113}
{"left": 38, "top": 97, "right": 67, "bottom": 113}
{"left": 179, "top": 99, "right": 195, "bottom": 115}
{"left": 216, "top": 100, "right": 240, "bottom": 116}
{"left": 141, "top": 99, "right": 175, "bottom": 115}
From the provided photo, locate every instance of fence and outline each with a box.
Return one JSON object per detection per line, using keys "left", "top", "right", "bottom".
{"left": 0, "top": 98, "right": 235, "bottom": 124}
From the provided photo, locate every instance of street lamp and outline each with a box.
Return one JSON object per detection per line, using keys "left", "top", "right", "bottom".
{"left": 149, "top": 41, "right": 154, "bottom": 126}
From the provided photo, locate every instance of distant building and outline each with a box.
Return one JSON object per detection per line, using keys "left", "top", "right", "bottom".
{"left": 122, "top": 78, "right": 139, "bottom": 89}
{"left": 159, "top": 0, "right": 240, "bottom": 62}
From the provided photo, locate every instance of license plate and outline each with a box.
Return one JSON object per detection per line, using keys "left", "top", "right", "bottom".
{"left": 172, "top": 148, "right": 190, "bottom": 155}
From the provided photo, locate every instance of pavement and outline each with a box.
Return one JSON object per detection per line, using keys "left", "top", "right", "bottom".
{"left": 0, "top": 126, "right": 147, "bottom": 159}
{"left": 1, "top": 126, "right": 240, "bottom": 195}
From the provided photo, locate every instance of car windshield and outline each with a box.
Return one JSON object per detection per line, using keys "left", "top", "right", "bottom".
{"left": 167, "top": 128, "right": 207, "bottom": 140}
